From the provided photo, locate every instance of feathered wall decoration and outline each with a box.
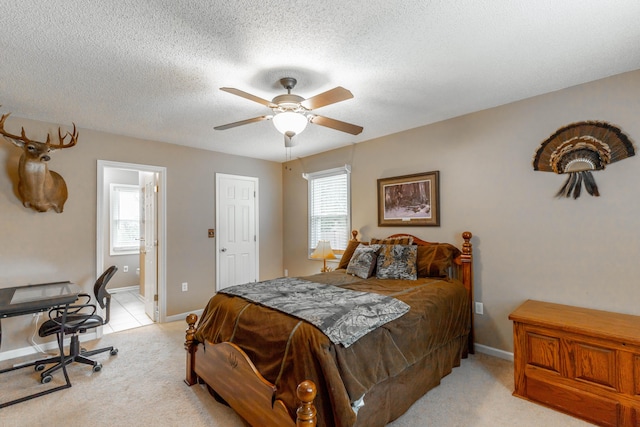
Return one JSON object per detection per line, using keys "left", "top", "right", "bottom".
{"left": 533, "top": 121, "right": 635, "bottom": 199}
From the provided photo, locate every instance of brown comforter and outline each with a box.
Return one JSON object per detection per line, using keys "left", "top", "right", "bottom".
{"left": 195, "top": 270, "right": 470, "bottom": 427}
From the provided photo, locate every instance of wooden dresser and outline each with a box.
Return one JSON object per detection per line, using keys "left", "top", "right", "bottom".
{"left": 509, "top": 300, "right": 640, "bottom": 426}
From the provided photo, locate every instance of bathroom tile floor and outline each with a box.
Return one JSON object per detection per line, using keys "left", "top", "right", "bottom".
{"left": 103, "top": 288, "right": 154, "bottom": 334}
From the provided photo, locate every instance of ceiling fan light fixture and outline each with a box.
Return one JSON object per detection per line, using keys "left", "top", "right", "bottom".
{"left": 272, "top": 111, "right": 308, "bottom": 135}
{"left": 215, "top": 78, "right": 362, "bottom": 139}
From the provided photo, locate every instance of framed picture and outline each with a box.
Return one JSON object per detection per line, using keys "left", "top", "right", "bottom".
{"left": 377, "top": 171, "right": 440, "bottom": 226}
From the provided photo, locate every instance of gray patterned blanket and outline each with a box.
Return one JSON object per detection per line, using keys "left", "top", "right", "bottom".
{"left": 219, "top": 277, "right": 410, "bottom": 347}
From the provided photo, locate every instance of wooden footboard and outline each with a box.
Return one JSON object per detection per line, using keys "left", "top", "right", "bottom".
{"left": 185, "top": 314, "right": 317, "bottom": 427}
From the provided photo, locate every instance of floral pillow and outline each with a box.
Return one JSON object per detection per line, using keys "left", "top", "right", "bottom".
{"left": 376, "top": 244, "right": 418, "bottom": 280}
{"left": 346, "top": 244, "right": 379, "bottom": 279}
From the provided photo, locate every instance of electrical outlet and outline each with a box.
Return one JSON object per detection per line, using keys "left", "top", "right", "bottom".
{"left": 284, "top": 269, "right": 288, "bottom": 277}
{"left": 475, "top": 302, "right": 484, "bottom": 315}
{"left": 181, "top": 282, "right": 188, "bottom": 292}
{"left": 123, "top": 265, "right": 128, "bottom": 273}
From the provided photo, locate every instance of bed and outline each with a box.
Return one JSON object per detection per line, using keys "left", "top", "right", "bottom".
{"left": 184, "top": 231, "right": 474, "bottom": 427}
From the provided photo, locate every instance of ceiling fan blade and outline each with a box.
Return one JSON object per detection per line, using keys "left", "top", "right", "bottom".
{"left": 214, "top": 115, "right": 272, "bottom": 130}
{"left": 300, "top": 87, "right": 354, "bottom": 110}
{"left": 220, "top": 87, "right": 274, "bottom": 107}
{"left": 310, "top": 115, "right": 363, "bottom": 135}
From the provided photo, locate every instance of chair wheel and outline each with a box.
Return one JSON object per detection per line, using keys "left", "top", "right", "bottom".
{"left": 110, "top": 348, "right": 118, "bottom": 356}
{"left": 93, "top": 363, "right": 102, "bottom": 372}
{"left": 34, "top": 364, "right": 45, "bottom": 372}
{"left": 41, "top": 375, "right": 52, "bottom": 384}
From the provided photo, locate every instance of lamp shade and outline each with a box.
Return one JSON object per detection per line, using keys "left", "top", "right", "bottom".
{"left": 310, "top": 240, "right": 336, "bottom": 260}
{"left": 272, "top": 111, "right": 308, "bottom": 135}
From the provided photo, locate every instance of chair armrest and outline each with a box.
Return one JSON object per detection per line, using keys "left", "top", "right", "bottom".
{"left": 77, "top": 293, "right": 91, "bottom": 304}
{"left": 47, "top": 303, "right": 98, "bottom": 327}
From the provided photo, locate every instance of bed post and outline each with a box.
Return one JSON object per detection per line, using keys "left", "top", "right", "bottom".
{"left": 460, "top": 231, "right": 474, "bottom": 354}
{"left": 296, "top": 380, "right": 317, "bottom": 426}
{"left": 184, "top": 313, "right": 198, "bottom": 386}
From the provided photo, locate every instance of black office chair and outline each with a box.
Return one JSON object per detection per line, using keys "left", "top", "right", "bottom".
{"left": 34, "top": 266, "right": 119, "bottom": 383}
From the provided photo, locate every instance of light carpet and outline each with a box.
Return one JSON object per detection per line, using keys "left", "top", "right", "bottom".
{"left": 0, "top": 321, "right": 589, "bottom": 426}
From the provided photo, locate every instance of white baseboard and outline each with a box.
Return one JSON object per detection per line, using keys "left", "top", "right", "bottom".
{"left": 0, "top": 331, "right": 98, "bottom": 363}
{"left": 474, "top": 343, "right": 514, "bottom": 362}
{"left": 164, "top": 309, "right": 204, "bottom": 323}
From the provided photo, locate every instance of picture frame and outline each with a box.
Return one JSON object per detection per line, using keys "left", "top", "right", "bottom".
{"left": 377, "top": 171, "right": 440, "bottom": 226}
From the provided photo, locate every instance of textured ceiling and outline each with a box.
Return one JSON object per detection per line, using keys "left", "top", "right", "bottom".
{"left": 1, "top": 1, "right": 640, "bottom": 162}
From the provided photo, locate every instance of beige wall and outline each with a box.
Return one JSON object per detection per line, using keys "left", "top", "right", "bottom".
{"left": 283, "top": 69, "right": 640, "bottom": 354}
{"left": 0, "top": 119, "right": 282, "bottom": 352}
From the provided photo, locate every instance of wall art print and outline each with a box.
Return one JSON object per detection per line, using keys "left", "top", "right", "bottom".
{"left": 377, "top": 171, "right": 439, "bottom": 226}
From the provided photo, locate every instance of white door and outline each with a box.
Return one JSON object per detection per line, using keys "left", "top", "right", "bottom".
{"left": 216, "top": 174, "right": 258, "bottom": 291}
{"left": 141, "top": 172, "right": 158, "bottom": 320}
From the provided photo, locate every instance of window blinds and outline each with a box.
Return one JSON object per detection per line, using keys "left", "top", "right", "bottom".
{"left": 308, "top": 167, "right": 350, "bottom": 253}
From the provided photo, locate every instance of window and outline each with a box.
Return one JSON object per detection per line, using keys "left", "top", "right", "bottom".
{"left": 306, "top": 166, "right": 351, "bottom": 257}
{"left": 110, "top": 184, "right": 140, "bottom": 255}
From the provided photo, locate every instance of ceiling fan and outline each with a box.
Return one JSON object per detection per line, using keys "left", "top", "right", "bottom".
{"left": 214, "top": 77, "right": 363, "bottom": 147}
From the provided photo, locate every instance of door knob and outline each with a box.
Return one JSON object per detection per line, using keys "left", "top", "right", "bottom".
{"left": 221, "top": 248, "right": 227, "bottom": 252}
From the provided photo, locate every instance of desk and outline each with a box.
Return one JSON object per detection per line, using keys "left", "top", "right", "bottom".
{"left": 0, "top": 281, "right": 80, "bottom": 408}
{"left": 0, "top": 281, "right": 81, "bottom": 345}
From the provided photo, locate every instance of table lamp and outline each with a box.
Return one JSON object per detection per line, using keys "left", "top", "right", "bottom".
{"left": 310, "top": 240, "right": 336, "bottom": 272}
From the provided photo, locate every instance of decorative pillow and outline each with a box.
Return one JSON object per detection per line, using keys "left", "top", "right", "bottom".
{"left": 346, "top": 245, "right": 379, "bottom": 279}
{"left": 376, "top": 244, "right": 417, "bottom": 280}
{"left": 416, "top": 243, "right": 462, "bottom": 277}
{"left": 338, "top": 239, "right": 366, "bottom": 270}
{"left": 370, "top": 236, "right": 414, "bottom": 245}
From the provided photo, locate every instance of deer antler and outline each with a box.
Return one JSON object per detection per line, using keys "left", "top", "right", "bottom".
{"left": 0, "top": 112, "right": 32, "bottom": 144}
{"left": 51, "top": 123, "right": 78, "bottom": 149}
{"left": 0, "top": 111, "right": 78, "bottom": 149}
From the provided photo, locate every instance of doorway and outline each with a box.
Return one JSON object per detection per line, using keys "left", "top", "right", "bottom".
{"left": 97, "top": 160, "right": 167, "bottom": 334}
{"left": 215, "top": 173, "right": 259, "bottom": 291}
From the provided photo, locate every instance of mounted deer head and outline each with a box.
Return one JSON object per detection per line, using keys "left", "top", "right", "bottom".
{"left": 0, "top": 112, "right": 78, "bottom": 213}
